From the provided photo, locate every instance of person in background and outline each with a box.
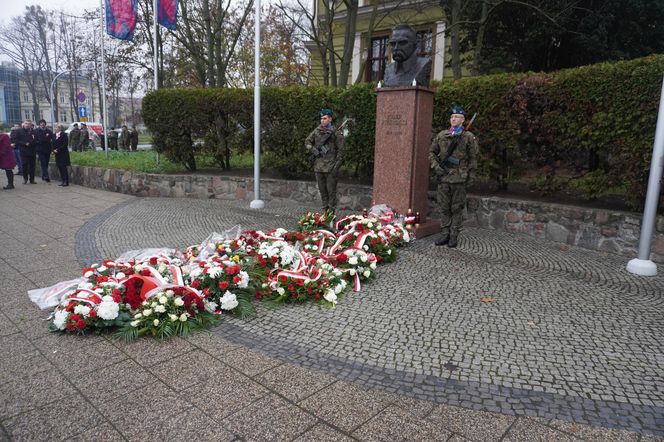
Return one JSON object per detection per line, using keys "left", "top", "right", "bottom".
{"left": 9, "top": 122, "right": 22, "bottom": 176}
{"left": 79, "top": 123, "right": 90, "bottom": 151}
{"left": 15, "top": 120, "right": 36, "bottom": 184}
{"left": 52, "top": 124, "right": 70, "bottom": 187}
{"left": 69, "top": 123, "right": 80, "bottom": 152}
{"left": 108, "top": 127, "right": 118, "bottom": 150}
{"left": 35, "top": 119, "right": 53, "bottom": 182}
{"left": 120, "top": 125, "right": 129, "bottom": 150}
{"left": 0, "top": 132, "right": 17, "bottom": 189}
{"left": 130, "top": 125, "right": 139, "bottom": 151}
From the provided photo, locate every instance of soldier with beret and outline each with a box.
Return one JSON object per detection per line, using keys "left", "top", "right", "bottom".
{"left": 305, "top": 108, "right": 345, "bottom": 213}
{"left": 69, "top": 123, "right": 81, "bottom": 151}
{"left": 429, "top": 105, "right": 479, "bottom": 248}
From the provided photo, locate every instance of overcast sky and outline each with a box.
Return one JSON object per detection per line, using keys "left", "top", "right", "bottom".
{"left": 1, "top": 0, "right": 102, "bottom": 25}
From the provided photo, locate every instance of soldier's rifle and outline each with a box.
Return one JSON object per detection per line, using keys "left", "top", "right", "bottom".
{"left": 309, "top": 117, "right": 353, "bottom": 163}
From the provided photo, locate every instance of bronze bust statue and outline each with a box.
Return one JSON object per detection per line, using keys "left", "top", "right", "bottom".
{"left": 383, "top": 24, "right": 432, "bottom": 87}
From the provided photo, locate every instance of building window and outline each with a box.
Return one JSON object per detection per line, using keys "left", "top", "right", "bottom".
{"left": 60, "top": 95, "right": 65, "bottom": 104}
{"left": 366, "top": 35, "right": 389, "bottom": 82}
{"left": 416, "top": 30, "right": 433, "bottom": 57}
{"left": 24, "top": 110, "right": 30, "bottom": 120}
{"left": 23, "top": 92, "right": 29, "bottom": 102}
{"left": 61, "top": 112, "right": 67, "bottom": 122}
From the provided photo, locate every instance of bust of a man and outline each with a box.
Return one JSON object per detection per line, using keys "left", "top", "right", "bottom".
{"left": 383, "top": 24, "right": 432, "bottom": 87}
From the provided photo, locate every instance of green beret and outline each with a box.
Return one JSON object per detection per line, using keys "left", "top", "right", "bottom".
{"left": 450, "top": 105, "right": 465, "bottom": 116}
{"left": 319, "top": 108, "right": 333, "bottom": 117}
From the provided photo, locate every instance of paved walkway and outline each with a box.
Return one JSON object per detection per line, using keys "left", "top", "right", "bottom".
{"left": 1, "top": 182, "right": 664, "bottom": 441}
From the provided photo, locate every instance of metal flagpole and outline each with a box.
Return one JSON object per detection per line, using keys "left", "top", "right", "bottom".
{"left": 100, "top": 0, "right": 109, "bottom": 158}
{"left": 154, "top": 0, "right": 160, "bottom": 165}
{"left": 250, "top": 0, "right": 264, "bottom": 209}
{"left": 626, "top": 75, "right": 664, "bottom": 276}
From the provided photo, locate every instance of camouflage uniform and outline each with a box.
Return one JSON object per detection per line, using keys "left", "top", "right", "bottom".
{"left": 429, "top": 128, "right": 478, "bottom": 239}
{"left": 305, "top": 124, "right": 344, "bottom": 211}
{"left": 120, "top": 126, "right": 129, "bottom": 150}
{"left": 79, "top": 128, "right": 90, "bottom": 151}
{"left": 69, "top": 127, "right": 80, "bottom": 152}
{"left": 108, "top": 128, "right": 119, "bottom": 150}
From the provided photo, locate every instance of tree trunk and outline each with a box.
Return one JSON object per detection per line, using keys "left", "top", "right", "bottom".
{"left": 450, "top": 0, "right": 462, "bottom": 80}
{"left": 338, "top": 0, "right": 358, "bottom": 87}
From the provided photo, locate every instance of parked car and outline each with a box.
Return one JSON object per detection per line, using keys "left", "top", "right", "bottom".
{"left": 64, "top": 122, "right": 105, "bottom": 150}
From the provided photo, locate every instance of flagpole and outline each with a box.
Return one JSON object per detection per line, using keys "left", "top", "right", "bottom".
{"left": 153, "top": 0, "right": 160, "bottom": 165}
{"left": 100, "top": 0, "right": 109, "bottom": 158}
{"left": 250, "top": 0, "right": 264, "bottom": 209}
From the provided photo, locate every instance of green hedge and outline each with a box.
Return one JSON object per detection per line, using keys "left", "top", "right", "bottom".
{"left": 143, "top": 55, "right": 664, "bottom": 207}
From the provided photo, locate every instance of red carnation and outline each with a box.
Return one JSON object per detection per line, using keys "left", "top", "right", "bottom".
{"left": 370, "top": 240, "right": 376, "bottom": 246}
{"left": 296, "top": 279, "right": 304, "bottom": 286}
{"left": 89, "top": 310, "right": 97, "bottom": 317}
{"left": 141, "top": 268, "right": 151, "bottom": 276}
{"left": 278, "top": 274, "right": 288, "bottom": 282}
{"left": 336, "top": 253, "right": 347, "bottom": 263}
{"left": 70, "top": 313, "right": 81, "bottom": 322}
{"left": 149, "top": 257, "right": 158, "bottom": 265}
{"left": 112, "top": 289, "right": 122, "bottom": 303}
{"left": 376, "top": 255, "right": 383, "bottom": 263}
{"left": 287, "top": 284, "right": 295, "bottom": 292}
{"left": 76, "top": 319, "right": 87, "bottom": 330}
{"left": 271, "top": 256, "right": 279, "bottom": 264}
{"left": 306, "top": 286, "right": 313, "bottom": 294}
{"left": 65, "top": 322, "right": 74, "bottom": 331}
{"left": 255, "top": 291, "right": 262, "bottom": 299}
{"left": 315, "top": 293, "right": 321, "bottom": 299}
{"left": 65, "top": 301, "right": 76, "bottom": 312}
{"left": 218, "top": 281, "right": 229, "bottom": 290}
{"left": 233, "top": 275, "right": 241, "bottom": 284}
{"left": 191, "top": 280, "right": 200, "bottom": 289}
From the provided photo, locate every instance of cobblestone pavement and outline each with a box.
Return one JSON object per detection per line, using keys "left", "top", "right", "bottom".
{"left": 2, "top": 182, "right": 664, "bottom": 441}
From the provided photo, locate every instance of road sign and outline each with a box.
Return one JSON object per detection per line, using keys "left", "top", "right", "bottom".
{"left": 80, "top": 116, "right": 88, "bottom": 122}
{"left": 79, "top": 106, "right": 87, "bottom": 118}
{"left": 77, "top": 91, "right": 86, "bottom": 103}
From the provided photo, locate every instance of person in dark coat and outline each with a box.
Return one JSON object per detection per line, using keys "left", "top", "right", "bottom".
{"left": 9, "top": 123, "right": 22, "bottom": 175}
{"left": 35, "top": 119, "right": 53, "bottom": 182}
{"left": 52, "top": 124, "right": 70, "bottom": 187}
{"left": 14, "top": 120, "right": 36, "bottom": 184}
{"left": 0, "top": 133, "right": 17, "bottom": 189}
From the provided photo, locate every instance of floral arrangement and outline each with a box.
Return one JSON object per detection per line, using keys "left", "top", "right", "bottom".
{"left": 39, "top": 206, "right": 411, "bottom": 340}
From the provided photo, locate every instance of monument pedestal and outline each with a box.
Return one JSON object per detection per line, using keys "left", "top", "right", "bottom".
{"left": 372, "top": 86, "right": 440, "bottom": 238}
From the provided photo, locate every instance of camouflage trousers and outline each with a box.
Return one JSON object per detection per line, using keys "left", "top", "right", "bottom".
{"left": 437, "top": 182, "right": 467, "bottom": 236}
{"left": 315, "top": 172, "right": 338, "bottom": 211}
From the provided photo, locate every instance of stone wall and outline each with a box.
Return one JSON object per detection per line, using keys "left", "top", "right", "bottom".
{"left": 55, "top": 165, "right": 664, "bottom": 263}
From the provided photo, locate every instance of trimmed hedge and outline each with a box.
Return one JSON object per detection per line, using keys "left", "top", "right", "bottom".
{"left": 143, "top": 55, "right": 664, "bottom": 208}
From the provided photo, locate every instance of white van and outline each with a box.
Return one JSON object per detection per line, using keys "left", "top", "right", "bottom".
{"left": 64, "top": 122, "right": 105, "bottom": 150}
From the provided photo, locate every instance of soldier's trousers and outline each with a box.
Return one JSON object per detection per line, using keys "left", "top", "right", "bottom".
{"left": 315, "top": 172, "right": 338, "bottom": 211}
{"left": 437, "top": 182, "right": 467, "bottom": 236}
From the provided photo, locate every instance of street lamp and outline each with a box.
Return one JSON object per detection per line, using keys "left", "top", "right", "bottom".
{"left": 49, "top": 70, "right": 77, "bottom": 129}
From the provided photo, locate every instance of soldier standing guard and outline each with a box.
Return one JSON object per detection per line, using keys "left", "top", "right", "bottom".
{"left": 129, "top": 125, "right": 139, "bottom": 151}
{"left": 69, "top": 123, "right": 80, "bottom": 152}
{"left": 305, "top": 108, "right": 345, "bottom": 213}
{"left": 429, "top": 105, "right": 479, "bottom": 248}
{"left": 79, "top": 123, "right": 90, "bottom": 151}
{"left": 120, "top": 125, "right": 129, "bottom": 150}
{"left": 108, "top": 127, "right": 119, "bottom": 150}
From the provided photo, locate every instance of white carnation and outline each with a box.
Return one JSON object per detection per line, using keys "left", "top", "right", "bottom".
{"left": 52, "top": 310, "right": 69, "bottom": 330}
{"left": 143, "top": 308, "right": 152, "bottom": 316}
{"left": 174, "top": 298, "right": 184, "bottom": 306}
{"left": 179, "top": 313, "right": 188, "bottom": 322}
{"left": 154, "top": 305, "right": 166, "bottom": 313}
{"left": 189, "top": 267, "right": 203, "bottom": 279}
{"left": 363, "top": 270, "right": 371, "bottom": 278}
{"left": 98, "top": 265, "right": 107, "bottom": 273}
{"left": 219, "top": 291, "right": 239, "bottom": 310}
{"left": 237, "top": 271, "right": 249, "bottom": 289}
{"left": 324, "top": 289, "right": 337, "bottom": 305}
{"left": 348, "top": 257, "right": 358, "bottom": 266}
{"left": 84, "top": 270, "right": 94, "bottom": 278}
{"left": 158, "top": 296, "right": 168, "bottom": 304}
{"left": 207, "top": 266, "right": 223, "bottom": 278}
{"left": 74, "top": 305, "right": 91, "bottom": 317}
{"left": 97, "top": 300, "right": 120, "bottom": 320}
{"left": 115, "top": 272, "right": 126, "bottom": 279}
{"left": 169, "top": 314, "right": 178, "bottom": 322}
{"left": 370, "top": 262, "right": 377, "bottom": 270}
{"left": 130, "top": 320, "right": 140, "bottom": 327}
{"left": 153, "top": 319, "right": 160, "bottom": 326}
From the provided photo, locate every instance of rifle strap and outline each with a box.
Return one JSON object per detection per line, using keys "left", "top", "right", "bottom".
{"left": 441, "top": 133, "right": 461, "bottom": 164}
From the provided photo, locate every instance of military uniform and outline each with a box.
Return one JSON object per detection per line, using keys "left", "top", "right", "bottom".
{"left": 69, "top": 127, "right": 80, "bottom": 152}
{"left": 120, "top": 126, "right": 129, "bottom": 150}
{"left": 305, "top": 110, "right": 344, "bottom": 212}
{"left": 129, "top": 127, "right": 139, "bottom": 151}
{"left": 108, "top": 128, "right": 119, "bottom": 150}
{"left": 79, "top": 127, "right": 90, "bottom": 151}
{"left": 429, "top": 122, "right": 478, "bottom": 246}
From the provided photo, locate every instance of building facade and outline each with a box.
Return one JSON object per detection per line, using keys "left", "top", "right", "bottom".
{"left": 307, "top": 0, "right": 450, "bottom": 86}
{"left": 0, "top": 62, "right": 21, "bottom": 127}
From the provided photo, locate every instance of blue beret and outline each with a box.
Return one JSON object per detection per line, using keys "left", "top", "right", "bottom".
{"left": 450, "top": 105, "right": 465, "bottom": 116}
{"left": 319, "top": 108, "right": 333, "bottom": 117}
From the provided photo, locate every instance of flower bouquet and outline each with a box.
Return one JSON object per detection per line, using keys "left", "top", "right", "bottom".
{"left": 49, "top": 286, "right": 131, "bottom": 334}
{"left": 297, "top": 210, "right": 336, "bottom": 233}
{"left": 116, "top": 287, "right": 220, "bottom": 341}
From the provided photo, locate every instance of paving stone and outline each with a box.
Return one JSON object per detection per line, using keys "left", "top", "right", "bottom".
{"left": 292, "top": 422, "right": 355, "bottom": 442}
{"left": 426, "top": 404, "right": 515, "bottom": 441}
{"left": 502, "top": 417, "right": 575, "bottom": 441}
{"left": 185, "top": 375, "right": 270, "bottom": 422}
{"left": 150, "top": 349, "right": 228, "bottom": 391}
{"left": 352, "top": 405, "right": 452, "bottom": 441}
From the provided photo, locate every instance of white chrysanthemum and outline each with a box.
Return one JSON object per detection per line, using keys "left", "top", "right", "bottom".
{"left": 97, "top": 300, "right": 120, "bottom": 320}
{"left": 52, "top": 310, "right": 69, "bottom": 330}
{"left": 189, "top": 267, "right": 203, "bottom": 279}
{"left": 219, "top": 291, "right": 239, "bottom": 310}
{"left": 74, "top": 305, "right": 91, "bottom": 317}
{"left": 154, "top": 305, "right": 166, "bottom": 313}
{"left": 237, "top": 271, "right": 250, "bottom": 289}
{"left": 324, "top": 289, "right": 337, "bottom": 304}
{"left": 174, "top": 298, "right": 184, "bottom": 306}
{"left": 207, "top": 266, "right": 223, "bottom": 278}
{"left": 204, "top": 300, "right": 218, "bottom": 313}
{"left": 277, "top": 287, "right": 285, "bottom": 296}
{"left": 348, "top": 257, "right": 358, "bottom": 266}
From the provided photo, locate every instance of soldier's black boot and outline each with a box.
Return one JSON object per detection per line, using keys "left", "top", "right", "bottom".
{"left": 447, "top": 236, "right": 458, "bottom": 248}
{"left": 435, "top": 234, "right": 450, "bottom": 246}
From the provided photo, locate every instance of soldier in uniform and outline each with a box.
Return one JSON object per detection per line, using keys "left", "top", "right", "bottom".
{"left": 108, "top": 127, "right": 119, "bottom": 150}
{"left": 429, "top": 105, "right": 479, "bottom": 248}
{"left": 130, "top": 125, "right": 139, "bottom": 151}
{"left": 69, "top": 123, "right": 81, "bottom": 152}
{"left": 305, "top": 108, "right": 344, "bottom": 213}
{"left": 79, "top": 123, "right": 90, "bottom": 151}
{"left": 120, "top": 125, "right": 129, "bottom": 150}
